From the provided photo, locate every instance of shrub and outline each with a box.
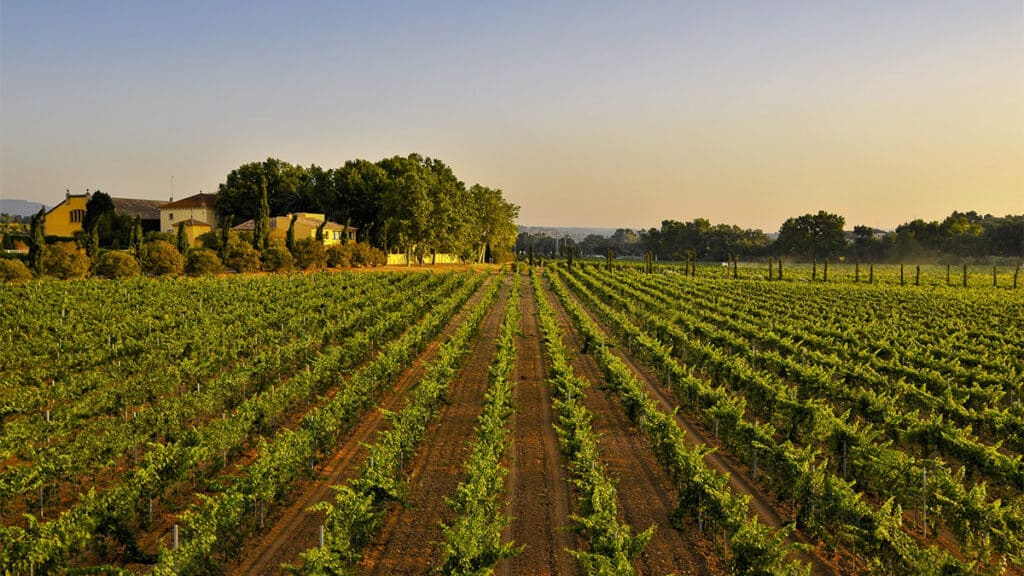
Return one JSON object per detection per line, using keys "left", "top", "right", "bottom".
{"left": 186, "top": 248, "right": 223, "bottom": 276}
{"left": 93, "top": 251, "right": 141, "bottom": 279}
{"left": 224, "top": 240, "right": 261, "bottom": 273}
{"left": 326, "top": 244, "right": 351, "bottom": 268}
{"left": 292, "top": 238, "right": 326, "bottom": 270}
{"left": 140, "top": 240, "right": 184, "bottom": 276}
{"left": 0, "top": 259, "right": 33, "bottom": 283}
{"left": 42, "top": 242, "right": 90, "bottom": 279}
{"left": 350, "top": 242, "right": 386, "bottom": 267}
{"left": 262, "top": 245, "right": 294, "bottom": 272}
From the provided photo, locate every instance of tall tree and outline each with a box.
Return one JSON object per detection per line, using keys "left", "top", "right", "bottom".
{"left": 28, "top": 208, "right": 47, "bottom": 273}
{"left": 286, "top": 214, "right": 297, "bottom": 254}
{"left": 176, "top": 221, "right": 189, "bottom": 254}
{"left": 468, "top": 184, "right": 520, "bottom": 263}
{"left": 130, "top": 216, "right": 144, "bottom": 255}
{"left": 253, "top": 175, "right": 270, "bottom": 251}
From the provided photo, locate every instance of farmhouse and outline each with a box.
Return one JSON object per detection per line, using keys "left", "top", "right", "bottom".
{"left": 232, "top": 213, "right": 356, "bottom": 246}
{"left": 45, "top": 191, "right": 166, "bottom": 237}
{"left": 160, "top": 192, "right": 218, "bottom": 234}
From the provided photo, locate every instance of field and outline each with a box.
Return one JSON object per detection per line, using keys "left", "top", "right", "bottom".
{"left": 1, "top": 265, "right": 1022, "bottom": 575}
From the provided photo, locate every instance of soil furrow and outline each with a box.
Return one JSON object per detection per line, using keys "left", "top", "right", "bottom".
{"left": 499, "top": 276, "right": 579, "bottom": 576}
{"left": 542, "top": 277, "right": 714, "bottom": 576}
{"left": 359, "top": 277, "right": 510, "bottom": 574}
{"left": 226, "top": 276, "right": 494, "bottom": 576}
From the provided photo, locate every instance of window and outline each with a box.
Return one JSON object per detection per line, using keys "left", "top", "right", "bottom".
{"left": 70, "top": 209, "right": 85, "bottom": 223}
{"left": 168, "top": 213, "right": 174, "bottom": 221}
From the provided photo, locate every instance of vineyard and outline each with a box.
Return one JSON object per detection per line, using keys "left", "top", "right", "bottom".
{"left": 1, "top": 265, "right": 1022, "bottom": 575}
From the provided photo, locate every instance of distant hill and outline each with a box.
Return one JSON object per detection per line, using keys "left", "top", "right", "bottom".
{"left": 1, "top": 199, "right": 48, "bottom": 217}
{"left": 518, "top": 225, "right": 617, "bottom": 240}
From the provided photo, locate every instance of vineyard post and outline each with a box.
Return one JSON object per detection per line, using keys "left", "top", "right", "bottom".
{"left": 869, "top": 264, "right": 873, "bottom": 284}
{"left": 823, "top": 259, "right": 828, "bottom": 282}
{"left": 173, "top": 524, "right": 179, "bottom": 549}
{"left": 1015, "top": 266, "right": 1019, "bottom": 289}
{"left": 855, "top": 261, "right": 860, "bottom": 282}
{"left": 962, "top": 263, "right": 967, "bottom": 288}
{"left": 778, "top": 259, "right": 784, "bottom": 281}
{"left": 733, "top": 255, "right": 738, "bottom": 279}
{"left": 812, "top": 258, "right": 817, "bottom": 281}
{"left": 915, "top": 265, "right": 920, "bottom": 287}
{"left": 993, "top": 266, "right": 997, "bottom": 287}
{"left": 900, "top": 264, "right": 905, "bottom": 286}
{"left": 922, "top": 469, "right": 928, "bottom": 538}
{"left": 319, "top": 524, "right": 325, "bottom": 548}
{"left": 768, "top": 258, "right": 774, "bottom": 281}
{"left": 946, "top": 264, "right": 951, "bottom": 286}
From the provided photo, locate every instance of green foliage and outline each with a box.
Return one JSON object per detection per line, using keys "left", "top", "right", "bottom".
{"left": 28, "top": 207, "right": 46, "bottom": 273}
{"left": 82, "top": 190, "right": 114, "bottom": 233}
{"left": 224, "top": 238, "right": 262, "bottom": 273}
{"left": 292, "top": 238, "right": 326, "bottom": 270}
{"left": 185, "top": 248, "right": 224, "bottom": 276}
{"left": 42, "top": 241, "right": 91, "bottom": 279}
{"left": 176, "top": 221, "right": 189, "bottom": 254}
{"left": 262, "top": 245, "right": 294, "bottom": 272}
{"left": 93, "top": 251, "right": 141, "bottom": 279}
{"left": 325, "top": 243, "right": 350, "bottom": 268}
{"left": 776, "top": 211, "right": 846, "bottom": 261}
{"left": 139, "top": 240, "right": 184, "bottom": 276}
{"left": 0, "top": 258, "right": 33, "bottom": 283}
{"left": 286, "top": 214, "right": 298, "bottom": 253}
{"left": 253, "top": 173, "right": 271, "bottom": 251}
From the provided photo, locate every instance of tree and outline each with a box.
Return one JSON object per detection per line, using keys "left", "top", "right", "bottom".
{"left": 216, "top": 158, "right": 310, "bottom": 222}
{"left": 176, "top": 221, "right": 189, "bottom": 254}
{"left": 775, "top": 211, "right": 846, "bottom": 260}
{"left": 83, "top": 191, "right": 115, "bottom": 233}
{"left": 253, "top": 174, "right": 271, "bottom": 251}
{"left": 286, "top": 214, "right": 298, "bottom": 253}
{"left": 468, "top": 184, "right": 519, "bottom": 263}
{"left": 262, "top": 245, "right": 294, "bottom": 272}
{"left": 224, "top": 238, "right": 261, "bottom": 273}
{"left": 28, "top": 208, "right": 47, "bottom": 274}
{"left": 130, "top": 216, "right": 144, "bottom": 255}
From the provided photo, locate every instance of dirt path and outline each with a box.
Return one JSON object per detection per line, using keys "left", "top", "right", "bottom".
{"left": 226, "top": 276, "right": 494, "bottom": 576}
{"left": 359, "top": 278, "right": 510, "bottom": 574}
{"left": 541, "top": 278, "right": 716, "bottom": 576}
{"left": 498, "top": 277, "right": 579, "bottom": 576}
{"left": 560, "top": 278, "right": 854, "bottom": 575}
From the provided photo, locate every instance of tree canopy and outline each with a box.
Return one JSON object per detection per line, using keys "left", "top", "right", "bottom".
{"left": 215, "top": 154, "right": 520, "bottom": 263}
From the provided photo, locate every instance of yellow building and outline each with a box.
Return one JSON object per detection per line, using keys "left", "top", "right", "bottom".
{"left": 160, "top": 192, "right": 218, "bottom": 233}
{"left": 44, "top": 192, "right": 90, "bottom": 237}
{"left": 174, "top": 218, "right": 213, "bottom": 248}
{"left": 233, "top": 213, "right": 356, "bottom": 246}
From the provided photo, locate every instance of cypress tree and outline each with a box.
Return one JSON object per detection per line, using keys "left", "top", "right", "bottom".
{"left": 286, "top": 214, "right": 297, "bottom": 254}
{"left": 130, "top": 216, "right": 143, "bottom": 255}
{"left": 176, "top": 221, "right": 189, "bottom": 254}
{"left": 28, "top": 208, "right": 47, "bottom": 274}
{"left": 253, "top": 174, "right": 270, "bottom": 251}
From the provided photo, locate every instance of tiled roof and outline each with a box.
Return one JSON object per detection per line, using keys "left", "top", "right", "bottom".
{"left": 111, "top": 197, "right": 167, "bottom": 220}
{"left": 162, "top": 192, "right": 217, "bottom": 209}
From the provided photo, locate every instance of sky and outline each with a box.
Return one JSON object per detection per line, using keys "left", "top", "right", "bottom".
{"left": 1, "top": 1, "right": 1021, "bottom": 232}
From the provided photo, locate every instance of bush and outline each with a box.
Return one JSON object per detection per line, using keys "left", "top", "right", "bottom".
{"left": 0, "top": 259, "right": 33, "bottom": 283}
{"left": 93, "top": 251, "right": 141, "bottom": 279}
{"left": 42, "top": 242, "right": 90, "bottom": 279}
{"left": 350, "top": 242, "right": 386, "bottom": 267}
{"left": 326, "top": 244, "right": 351, "bottom": 268}
{"left": 292, "top": 238, "right": 326, "bottom": 270}
{"left": 224, "top": 240, "right": 261, "bottom": 273}
{"left": 140, "top": 240, "right": 184, "bottom": 276}
{"left": 186, "top": 248, "right": 223, "bottom": 276}
{"left": 262, "top": 245, "right": 294, "bottom": 272}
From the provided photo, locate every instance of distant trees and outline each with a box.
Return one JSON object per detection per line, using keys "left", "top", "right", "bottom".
{"left": 775, "top": 211, "right": 846, "bottom": 260}
{"left": 215, "top": 154, "right": 520, "bottom": 263}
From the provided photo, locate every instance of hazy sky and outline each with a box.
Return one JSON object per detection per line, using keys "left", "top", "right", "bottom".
{"left": 2, "top": 1, "right": 1021, "bottom": 232}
